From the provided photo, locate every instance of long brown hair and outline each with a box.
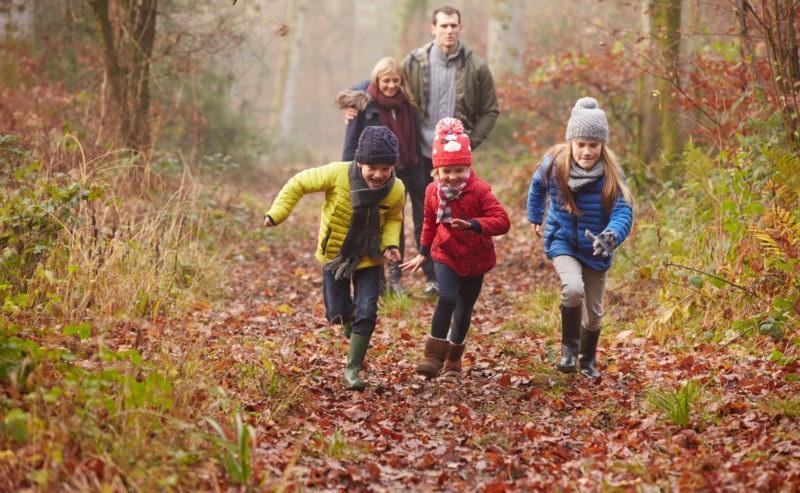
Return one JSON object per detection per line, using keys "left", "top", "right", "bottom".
{"left": 539, "top": 143, "right": 632, "bottom": 215}
{"left": 370, "top": 57, "right": 420, "bottom": 114}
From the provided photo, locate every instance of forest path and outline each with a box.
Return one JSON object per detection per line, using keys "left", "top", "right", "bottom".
{"left": 184, "top": 171, "right": 799, "bottom": 491}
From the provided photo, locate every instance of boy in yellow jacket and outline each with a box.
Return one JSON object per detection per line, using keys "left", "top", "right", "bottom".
{"left": 264, "top": 126, "right": 405, "bottom": 390}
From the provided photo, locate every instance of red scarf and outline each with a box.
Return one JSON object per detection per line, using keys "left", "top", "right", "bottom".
{"left": 367, "top": 83, "right": 419, "bottom": 169}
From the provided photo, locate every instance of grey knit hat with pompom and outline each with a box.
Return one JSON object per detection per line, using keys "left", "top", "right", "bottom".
{"left": 565, "top": 97, "right": 608, "bottom": 143}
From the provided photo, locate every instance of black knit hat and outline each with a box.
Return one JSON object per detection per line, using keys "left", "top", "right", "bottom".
{"left": 354, "top": 126, "right": 399, "bottom": 165}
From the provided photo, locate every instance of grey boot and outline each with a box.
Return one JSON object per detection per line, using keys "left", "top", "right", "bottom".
{"left": 578, "top": 328, "right": 601, "bottom": 379}
{"left": 556, "top": 304, "right": 581, "bottom": 373}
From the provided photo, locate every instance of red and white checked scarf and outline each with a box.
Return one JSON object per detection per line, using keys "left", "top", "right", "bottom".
{"left": 435, "top": 170, "right": 470, "bottom": 223}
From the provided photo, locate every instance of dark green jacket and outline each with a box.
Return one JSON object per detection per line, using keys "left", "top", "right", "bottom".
{"left": 401, "top": 41, "right": 499, "bottom": 149}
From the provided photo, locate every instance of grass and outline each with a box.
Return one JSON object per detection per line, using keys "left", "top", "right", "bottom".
{"left": 765, "top": 396, "right": 800, "bottom": 419}
{"left": 646, "top": 380, "right": 704, "bottom": 428}
{"left": 2, "top": 115, "right": 800, "bottom": 490}
{"left": 201, "top": 412, "right": 255, "bottom": 489}
{"left": 307, "top": 428, "right": 365, "bottom": 460}
{"left": 469, "top": 432, "right": 512, "bottom": 449}
{"left": 515, "top": 289, "right": 560, "bottom": 337}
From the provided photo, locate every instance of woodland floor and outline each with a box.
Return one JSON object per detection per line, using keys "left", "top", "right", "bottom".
{"left": 131, "top": 169, "right": 798, "bottom": 492}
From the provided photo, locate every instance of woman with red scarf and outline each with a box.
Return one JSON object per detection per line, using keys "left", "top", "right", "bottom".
{"left": 337, "top": 57, "right": 428, "bottom": 296}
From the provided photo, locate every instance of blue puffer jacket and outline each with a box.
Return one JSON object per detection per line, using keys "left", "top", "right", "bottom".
{"left": 527, "top": 155, "right": 633, "bottom": 272}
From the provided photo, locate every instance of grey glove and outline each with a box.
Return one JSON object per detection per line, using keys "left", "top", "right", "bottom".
{"left": 585, "top": 229, "right": 617, "bottom": 258}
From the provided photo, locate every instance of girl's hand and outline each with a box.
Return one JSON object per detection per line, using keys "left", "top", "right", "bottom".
{"left": 384, "top": 247, "right": 401, "bottom": 263}
{"left": 399, "top": 254, "right": 425, "bottom": 272}
{"left": 532, "top": 223, "right": 542, "bottom": 238}
{"left": 450, "top": 218, "right": 470, "bottom": 230}
{"left": 264, "top": 215, "right": 276, "bottom": 227}
{"left": 344, "top": 107, "right": 358, "bottom": 123}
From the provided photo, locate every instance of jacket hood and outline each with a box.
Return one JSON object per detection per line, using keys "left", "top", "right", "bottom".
{"left": 335, "top": 90, "right": 372, "bottom": 111}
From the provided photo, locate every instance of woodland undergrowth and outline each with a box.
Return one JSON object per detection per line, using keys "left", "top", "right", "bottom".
{"left": 1, "top": 39, "right": 799, "bottom": 492}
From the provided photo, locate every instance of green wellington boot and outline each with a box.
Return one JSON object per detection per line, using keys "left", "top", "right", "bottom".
{"left": 342, "top": 322, "right": 352, "bottom": 339}
{"left": 342, "top": 333, "right": 370, "bottom": 391}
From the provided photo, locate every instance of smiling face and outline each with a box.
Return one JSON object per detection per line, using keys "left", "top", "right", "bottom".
{"left": 377, "top": 71, "right": 401, "bottom": 98}
{"left": 430, "top": 12, "right": 462, "bottom": 55}
{"left": 358, "top": 163, "right": 394, "bottom": 188}
{"left": 571, "top": 140, "right": 603, "bottom": 169}
{"left": 436, "top": 164, "right": 470, "bottom": 188}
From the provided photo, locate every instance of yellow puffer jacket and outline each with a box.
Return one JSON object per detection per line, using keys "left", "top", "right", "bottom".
{"left": 265, "top": 161, "right": 405, "bottom": 269}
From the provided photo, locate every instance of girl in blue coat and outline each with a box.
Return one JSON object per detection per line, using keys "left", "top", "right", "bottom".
{"left": 527, "top": 97, "right": 633, "bottom": 378}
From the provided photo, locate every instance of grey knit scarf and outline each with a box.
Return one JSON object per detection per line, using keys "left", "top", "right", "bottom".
{"left": 568, "top": 159, "right": 605, "bottom": 192}
{"left": 324, "top": 161, "right": 395, "bottom": 280}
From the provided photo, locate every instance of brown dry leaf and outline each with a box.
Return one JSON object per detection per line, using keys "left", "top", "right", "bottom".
{"left": 188, "top": 300, "right": 211, "bottom": 311}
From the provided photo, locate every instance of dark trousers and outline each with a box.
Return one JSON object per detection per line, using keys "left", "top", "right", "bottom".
{"left": 322, "top": 265, "right": 380, "bottom": 337}
{"left": 415, "top": 156, "right": 436, "bottom": 282}
{"left": 396, "top": 163, "right": 426, "bottom": 261}
{"left": 429, "top": 261, "right": 484, "bottom": 344}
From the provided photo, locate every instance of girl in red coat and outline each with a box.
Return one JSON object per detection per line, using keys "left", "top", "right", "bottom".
{"left": 400, "top": 118, "right": 510, "bottom": 378}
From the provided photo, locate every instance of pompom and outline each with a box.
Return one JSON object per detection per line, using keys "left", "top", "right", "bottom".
{"left": 574, "top": 97, "right": 599, "bottom": 110}
{"left": 435, "top": 117, "right": 464, "bottom": 137}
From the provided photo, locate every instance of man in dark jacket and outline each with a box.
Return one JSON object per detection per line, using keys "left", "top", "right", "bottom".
{"left": 402, "top": 5, "right": 499, "bottom": 295}
{"left": 344, "top": 5, "right": 500, "bottom": 296}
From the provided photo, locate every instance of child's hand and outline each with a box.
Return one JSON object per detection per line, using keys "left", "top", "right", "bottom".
{"left": 263, "top": 215, "right": 276, "bottom": 227}
{"left": 585, "top": 229, "right": 617, "bottom": 257}
{"left": 384, "top": 247, "right": 401, "bottom": 263}
{"left": 399, "top": 254, "right": 425, "bottom": 272}
{"left": 344, "top": 107, "right": 357, "bottom": 123}
{"left": 450, "top": 218, "right": 470, "bottom": 230}
{"left": 532, "top": 223, "right": 542, "bottom": 238}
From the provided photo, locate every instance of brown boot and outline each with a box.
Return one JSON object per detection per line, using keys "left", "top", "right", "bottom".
{"left": 416, "top": 337, "right": 450, "bottom": 378}
{"left": 441, "top": 342, "right": 466, "bottom": 378}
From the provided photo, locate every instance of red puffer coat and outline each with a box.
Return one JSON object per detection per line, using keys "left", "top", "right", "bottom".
{"left": 420, "top": 171, "right": 510, "bottom": 276}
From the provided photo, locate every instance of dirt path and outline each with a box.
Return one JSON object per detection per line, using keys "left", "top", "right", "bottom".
{"left": 175, "top": 178, "right": 799, "bottom": 492}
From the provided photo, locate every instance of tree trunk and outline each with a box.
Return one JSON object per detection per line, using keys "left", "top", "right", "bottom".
{"left": 395, "top": 0, "right": 428, "bottom": 57}
{"left": 636, "top": 0, "right": 660, "bottom": 164}
{"left": 87, "top": 0, "right": 157, "bottom": 155}
{"left": 770, "top": 0, "right": 799, "bottom": 149}
{"left": 0, "top": 0, "right": 34, "bottom": 41}
{"left": 126, "top": 0, "right": 157, "bottom": 152}
{"left": 736, "top": 0, "right": 762, "bottom": 90}
{"left": 652, "top": 0, "right": 682, "bottom": 159}
{"left": 268, "top": 0, "right": 306, "bottom": 142}
{"left": 742, "top": 0, "right": 799, "bottom": 151}
{"left": 488, "top": 0, "right": 523, "bottom": 80}
{"left": 89, "top": 0, "right": 128, "bottom": 147}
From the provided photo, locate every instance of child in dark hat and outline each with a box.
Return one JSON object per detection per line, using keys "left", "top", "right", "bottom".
{"left": 264, "top": 126, "right": 406, "bottom": 390}
{"left": 527, "top": 97, "right": 634, "bottom": 379}
{"left": 401, "top": 118, "right": 510, "bottom": 379}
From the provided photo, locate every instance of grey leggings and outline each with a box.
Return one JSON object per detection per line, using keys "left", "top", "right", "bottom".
{"left": 551, "top": 255, "right": 608, "bottom": 332}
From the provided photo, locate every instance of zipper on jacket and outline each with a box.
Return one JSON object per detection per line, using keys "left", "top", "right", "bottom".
{"left": 572, "top": 216, "right": 579, "bottom": 252}
{"left": 321, "top": 227, "right": 332, "bottom": 255}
